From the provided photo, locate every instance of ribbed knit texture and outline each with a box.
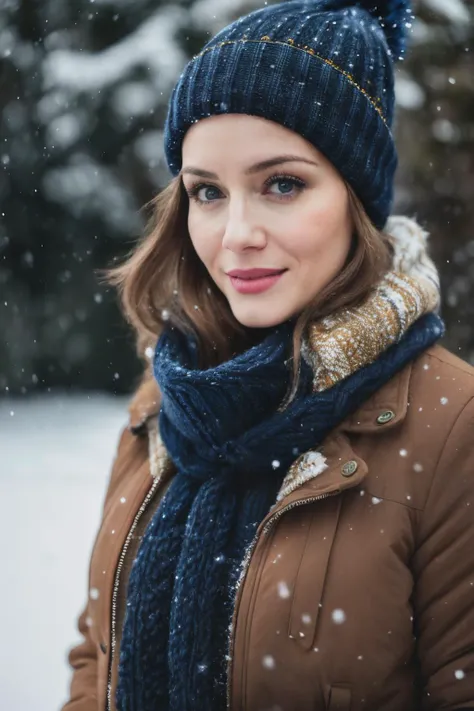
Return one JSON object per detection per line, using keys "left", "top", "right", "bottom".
{"left": 116, "top": 311, "right": 444, "bottom": 711}
{"left": 164, "top": 0, "right": 414, "bottom": 228}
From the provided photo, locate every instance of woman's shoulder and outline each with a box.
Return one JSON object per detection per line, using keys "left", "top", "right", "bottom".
{"left": 410, "top": 343, "right": 474, "bottom": 410}
{"left": 397, "top": 344, "right": 474, "bottom": 491}
{"left": 419, "top": 343, "right": 474, "bottom": 381}
{"left": 345, "top": 343, "right": 474, "bottom": 491}
{"left": 353, "top": 344, "right": 474, "bottom": 518}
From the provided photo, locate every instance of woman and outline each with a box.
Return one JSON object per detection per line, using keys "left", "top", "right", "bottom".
{"left": 62, "top": 1, "right": 474, "bottom": 710}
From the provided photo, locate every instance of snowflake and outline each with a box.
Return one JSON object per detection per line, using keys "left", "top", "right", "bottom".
{"left": 262, "top": 655, "right": 276, "bottom": 669}
{"left": 332, "top": 609, "right": 346, "bottom": 624}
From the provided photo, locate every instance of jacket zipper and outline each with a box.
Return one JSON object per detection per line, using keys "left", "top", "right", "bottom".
{"left": 105, "top": 460, "right": 165, "bottom": 710}
{"left": 226, "top": 489, "right": 339, "bottom": 710}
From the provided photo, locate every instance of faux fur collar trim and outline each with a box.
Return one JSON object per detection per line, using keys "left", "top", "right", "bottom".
{"left": 301, "top": 215, "right": 440, "bottom": 390}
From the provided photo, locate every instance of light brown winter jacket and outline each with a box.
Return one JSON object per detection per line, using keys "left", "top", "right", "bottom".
{"left": 62, "top": 344, "right": 474, "bottom": 711}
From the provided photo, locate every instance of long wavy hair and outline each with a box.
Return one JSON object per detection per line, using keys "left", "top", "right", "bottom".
{"left": 104, "top": 176, "right": 393, "bottom": 407}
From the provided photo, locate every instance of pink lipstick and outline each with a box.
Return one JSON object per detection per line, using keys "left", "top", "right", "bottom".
{"left": 226, "top": 268, "right": 287, "bottom": 295}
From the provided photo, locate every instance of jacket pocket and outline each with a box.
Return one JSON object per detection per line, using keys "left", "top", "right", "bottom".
{"left": 288, "top": 495, "right": 343, "bottom": 650}
{"left": 327, "top": 684, "right": 352, "bottom": 711}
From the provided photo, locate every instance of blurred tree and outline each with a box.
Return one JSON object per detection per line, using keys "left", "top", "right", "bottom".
{"left": 395, "top": 0, "right": 474, "bottom": 360}
{"left": 0, "top": 0, "right": 194, "bottom": 393}
{"left": 0, "top": 0, "right": 473, "bottom": 395}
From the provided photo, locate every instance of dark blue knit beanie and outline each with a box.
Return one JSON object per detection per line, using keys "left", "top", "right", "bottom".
{"left": 163, "top": 0, "right": 414, "bottom": 230}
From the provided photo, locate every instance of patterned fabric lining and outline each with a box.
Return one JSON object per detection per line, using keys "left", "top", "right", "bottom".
{"left": 302, "top": 216, "right": 440, "bottom": 390}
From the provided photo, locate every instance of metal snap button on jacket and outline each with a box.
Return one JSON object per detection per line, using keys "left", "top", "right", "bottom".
{"left": 341, "top": 460, "right": 358, "bottom": 477}
{"left": 376, "top": 410, "right": 395, "bottom": 425}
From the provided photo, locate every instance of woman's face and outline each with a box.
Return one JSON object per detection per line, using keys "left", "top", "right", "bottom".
{"left": 181, "top": 114, "right": 353, "bottom": 329}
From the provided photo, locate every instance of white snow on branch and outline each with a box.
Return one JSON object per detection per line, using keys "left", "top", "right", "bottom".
{"left": 189, "top": 0, "right": 262, "bottom": 33}
{"left": 42, "top": 6, "right": 187, "bottom": 94}
{"left": 421, "top": 0, "right": 471, "bottom": 24}
{"left": 395, "top": 71, "right": 426, "bottom": 110}
{"left": 42, "top": 154, "right": 141, "bottom": 233}
{"left": 91, "top": 0, "right": 141, "bottom": 5}
{"left": 111, "top": 80, "right": 157, "bottom": 118}
{"left": 44, "top": 112, "right": 86, "bottom": 149}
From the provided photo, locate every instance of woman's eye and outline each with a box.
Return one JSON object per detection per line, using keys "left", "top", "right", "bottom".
{"left": 186, "top": 174, "right": 306, "bottom": 206}
{"left": 266, "top": 176, "right": 306, "bottom": 198}
{"left": 270, "top": 179, "right": 293, "bottom": 195}
{"left": 187, "top": 184, "right": 221, "bottom": 204}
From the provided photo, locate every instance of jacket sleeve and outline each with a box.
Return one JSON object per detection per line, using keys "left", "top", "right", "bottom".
{"left": 60, "top": 426, "right": 132, "bottom": 711}
{"left": 61, "top": 605, "right": 99, "bottom": 710}
{"left": 413, "top": 396, "right": 474, "bottom": 711}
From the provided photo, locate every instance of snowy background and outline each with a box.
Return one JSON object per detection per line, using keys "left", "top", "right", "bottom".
{"left": 0, "top": 395, "right": 127, "bottom": 710}
{"left": 2, "top": 0, "right": 474, "bottom": 397}
{"left": 1, "top": 0, "right": 473, "bottom": 709}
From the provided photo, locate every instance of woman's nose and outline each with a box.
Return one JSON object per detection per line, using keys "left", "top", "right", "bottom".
{"left": 221, "top": 201, "right": 267, "bottom": 252}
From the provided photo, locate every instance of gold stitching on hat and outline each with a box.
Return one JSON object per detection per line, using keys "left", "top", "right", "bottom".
{"left": 192, "top": 38, "right": 388, "bottom": 126}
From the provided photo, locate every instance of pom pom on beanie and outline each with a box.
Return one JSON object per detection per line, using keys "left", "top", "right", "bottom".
{"left": 327, "top": 0, "right": 413, "bottom": 57}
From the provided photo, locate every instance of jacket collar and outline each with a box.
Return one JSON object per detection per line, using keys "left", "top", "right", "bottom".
{"left": 341, "top": 358, "right": 412, "bottom": 433}
{"left": 127, "top": 359, "right": 413, "bottom": 436}
{"left": 268, "top": 359, "right": 414, "bottom": 511}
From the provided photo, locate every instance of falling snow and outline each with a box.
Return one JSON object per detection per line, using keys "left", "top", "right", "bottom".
{"left": 2, "top": 0, "right": 474, "bottom": 402}
{"left": 422, "top": 0, "right": 470, "bottom": 23}
{"left": 331, "top": 609, "right": 346, "bottom": 624}
{"left": 2, "top": 3, "right": 474, "bottom": 708}
{"left": 278, "top": 581, "right": 291, "bottom": 599}
{"left": 262, "top": 654, "right": 276, "bottom": 669}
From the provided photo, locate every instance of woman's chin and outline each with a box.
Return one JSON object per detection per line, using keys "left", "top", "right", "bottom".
{"left": 229, "top": 302, "right": 294, "bottom": 329}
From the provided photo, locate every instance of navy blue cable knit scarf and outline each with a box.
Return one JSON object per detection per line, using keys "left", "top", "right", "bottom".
{"left": 116, "top": 312, "right": 444, "bottom": 711}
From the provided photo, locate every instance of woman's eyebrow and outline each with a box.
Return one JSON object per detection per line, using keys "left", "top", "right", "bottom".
{"left": 181, "top": 155, "right": 319, "bottom": 179}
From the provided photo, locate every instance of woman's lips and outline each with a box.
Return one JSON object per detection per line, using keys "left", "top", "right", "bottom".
{"left": 228, "top": 270, "right": 287, "bottom": 294}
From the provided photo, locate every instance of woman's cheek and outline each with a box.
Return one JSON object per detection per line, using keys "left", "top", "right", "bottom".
{"left": 189, "top": 230, "right": 217, "bottom": 271}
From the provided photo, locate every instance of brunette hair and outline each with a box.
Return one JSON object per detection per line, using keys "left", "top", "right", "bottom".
{"left": 103, "top": 176, "right": 393, "bottom": 407}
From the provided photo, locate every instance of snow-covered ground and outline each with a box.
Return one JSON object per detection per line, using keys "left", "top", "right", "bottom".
{"left": 0, "top": 394, "right": 129, "bottom": 711}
